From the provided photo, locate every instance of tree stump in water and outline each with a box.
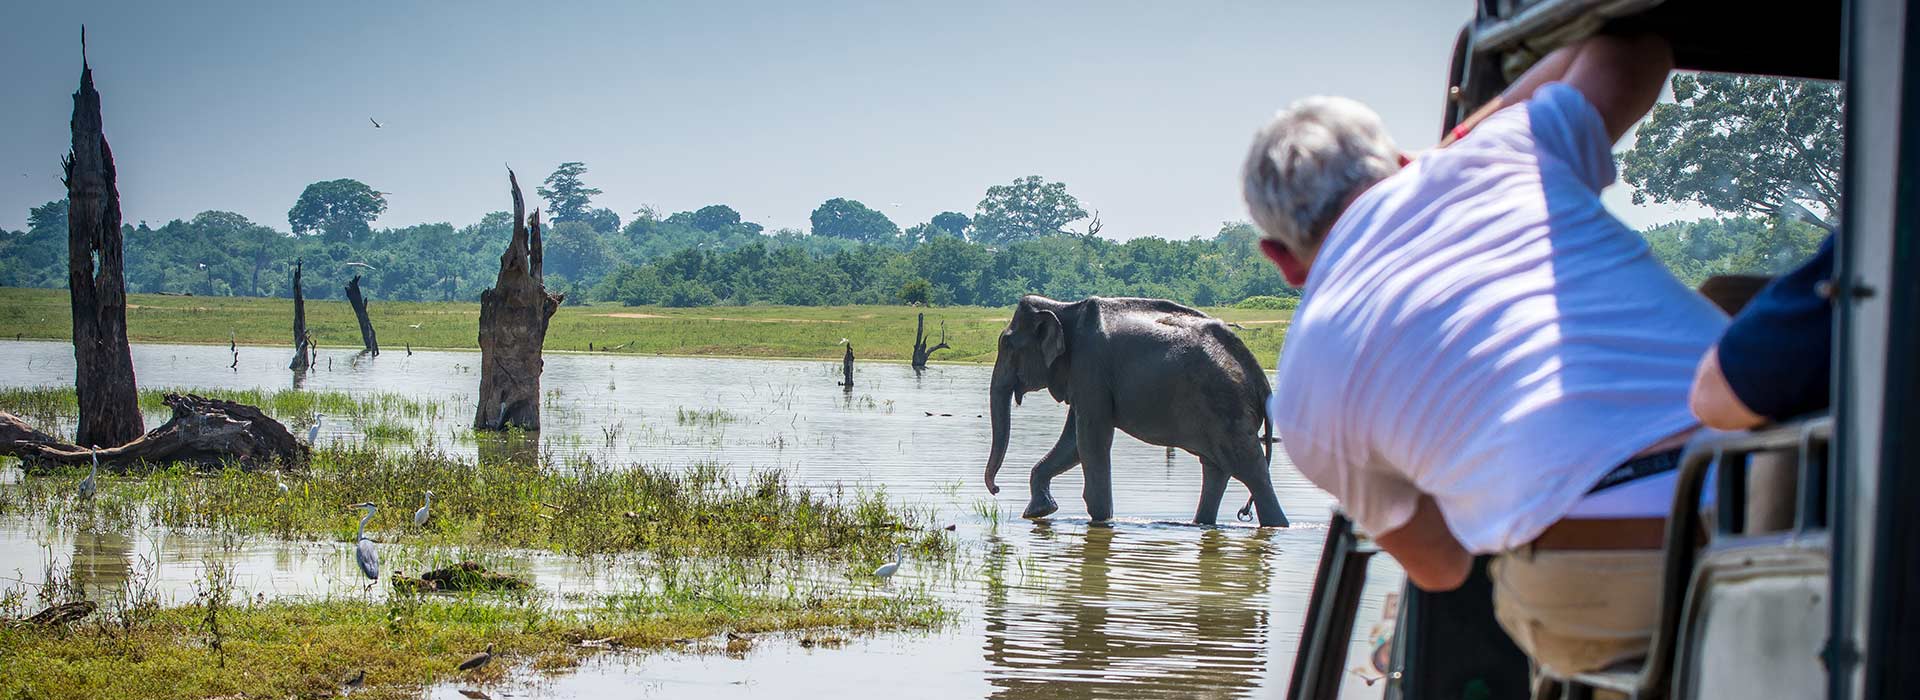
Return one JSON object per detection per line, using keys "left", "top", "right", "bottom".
{"left": 64, "top": 32, "right": 143, "bottom": 448}
{"left": 910, "top": 313, "right": 949, "bottom": 369}
{"left": 840, "top": 342, "right": 855, "bottom": 390}
{"left": 345, "top": 274, "right": 379, "bottom": 355}
{"left": 474, "top": 170, "right": 562, "bottom": 431}
{"left": 0, "top": 393, "right": 307, "bottom": 473}
{"left": 289, "top": 259, "right": 311, "bottom": 370}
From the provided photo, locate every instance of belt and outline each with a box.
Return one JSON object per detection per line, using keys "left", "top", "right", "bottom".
{"left": 1586, "top": 447, "right": 1683, "bottom": 494}
{"left": 1530, "top": 448, "right": 1692, "bottom": 552}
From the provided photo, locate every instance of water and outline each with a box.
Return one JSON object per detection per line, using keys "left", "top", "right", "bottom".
{"left": 0, "top": 339, "right": 1405, "bottom": 699}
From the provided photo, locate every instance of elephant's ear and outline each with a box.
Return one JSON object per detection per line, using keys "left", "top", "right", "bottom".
{"left": 1036, "top": 309, "right": 1066, "bottom": 368}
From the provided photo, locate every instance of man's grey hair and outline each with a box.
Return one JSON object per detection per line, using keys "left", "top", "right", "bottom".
{"left": 1242, "top": 96, "right": 1400, "bottom": 257}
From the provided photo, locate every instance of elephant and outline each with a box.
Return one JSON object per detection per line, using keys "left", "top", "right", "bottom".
{"left": 983, "top": 295, "right": 1288, "bottom": 527}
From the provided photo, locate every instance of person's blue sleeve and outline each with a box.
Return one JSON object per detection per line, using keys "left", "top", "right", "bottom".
{"left": 1716, "top": 235, "right": 1836, "bottom": 422}
{"left": 1524, "top": 82, "right": 1618, "bottom": 193}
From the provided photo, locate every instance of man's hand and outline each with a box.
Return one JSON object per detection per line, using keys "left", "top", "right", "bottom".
{"left": 1439, "top": 33, "right": 1673, "bottom": 147}
{"left": 1373, "top": 495, "right": 1473, "bottom": 592}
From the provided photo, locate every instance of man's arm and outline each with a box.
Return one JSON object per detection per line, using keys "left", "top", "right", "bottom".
{"left": 1439, "top": 33, "right": 1674, "bottom": 147}
{"left": 1372, "top": 495, "right": 1473, "bottom": 592}
{"left": 1690, "top": 346, "right": 1768, "bottom": 430}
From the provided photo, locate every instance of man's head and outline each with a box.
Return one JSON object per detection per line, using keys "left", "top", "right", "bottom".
{"left": 1242, "top": 96, "right": 1401, "bottom": 286}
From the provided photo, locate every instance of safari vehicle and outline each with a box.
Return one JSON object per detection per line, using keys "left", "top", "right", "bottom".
{"left": 1286, "top": 0, "right": 1913, "bottom": 698}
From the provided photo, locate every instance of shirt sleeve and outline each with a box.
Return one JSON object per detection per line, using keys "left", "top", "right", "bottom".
{"left": 1462, "top": 82, "right": 1617, "bottom": 193}
{"left": 1716, "top": 235, "right": 1836, "bottom": 422}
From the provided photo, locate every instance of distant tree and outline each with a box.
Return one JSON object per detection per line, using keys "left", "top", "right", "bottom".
{"left": 931, "top": 211, "right": 970, "bottom": 238}
{"left": 536, "top": 162, "right": 602, "bottom": 223}
{"left": 28, "top": 199, "right": 68, "bottom": 235}
{"left": 542, "top": 221, "right": 614, "bottom": 285}
{"left": 288, "top": 179, "right": 387, "bottom": 242}
{"left": 810, "top": 198, "right": 900, "bottom": 244}
{"left": 897, "top": 278, "right": 933, "bottom": 305}
{"left": 971, "top": 175, "right": 1088, "bottom": 244}
{"left": 689, "top": 204, "right": 742, "bottom": 232}
{"left": 1622, "top": 74, "right": 1842, "bottom": 232}
{"left": 579, "top": 207, "right": 621, "bottom": 234}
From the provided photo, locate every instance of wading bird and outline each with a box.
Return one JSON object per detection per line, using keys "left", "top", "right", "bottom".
{"left": 347, "top": 501, "right": 380, "bottom": 588}
{"left": 308, "top": 413, "right": 325, "bottom": 445}
{"left": 458, "top": 643, "right": 494, "bottom": 672}
{"left": 872, "top": 544, "right": 904, "bottom": 580}
{"left": 413, "top": 491, "right": 432, "bottom": 526}
{"left": 77, "top": 446, "right": 99, "bottom": 500}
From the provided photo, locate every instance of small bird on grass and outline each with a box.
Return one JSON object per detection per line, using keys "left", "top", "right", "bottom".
{"left": 342, "top": 668, "right": 365, "bottom": 692}
{"left": 458, "top": 642, "right": 494, "bottom": 672}
{"left": 872, "top": 544, "right": 905, "bottom": 580}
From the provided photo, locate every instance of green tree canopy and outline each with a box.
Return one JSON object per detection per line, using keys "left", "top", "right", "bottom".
{"left": 287, "top": 179, "right": 387, "bottom": 242}
{"left": 580, "top": 207, "right": 621, "bottom": 234}
{"left": 809, "top": 198, "right": 900, "bottom": 243}
{"left": 689, "top": 205, "right": 743, "bottom": 233}
{"left": 536, "top": 162, "right": 602, "bottom": 223}
{"left": 1621, "top": 74, "right": 1842, "bottom": 232}
{"left": 931, "top": 211, "right": 970, "bottom": 238}
{"left": 971, "top": 175, "right": 1088, "bottom": 244}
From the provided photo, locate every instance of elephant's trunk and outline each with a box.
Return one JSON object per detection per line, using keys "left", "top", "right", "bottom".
{"left": 985, "top": 373, "right": 1015, "bottom": 495}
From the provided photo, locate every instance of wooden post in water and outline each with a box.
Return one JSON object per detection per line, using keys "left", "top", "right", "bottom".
{"left": 474, "top": 170, "right": 561, "bottom": 431}
{"left": 345, "top": 274, "right": 379, "bottom": 355}
{"left": 64, "top": 28, "right": 143, "bottom": 447}
{"left": 289, "top": 259, "right": 310, "bottom": 370}
{"left": 839, "top": 342, "right": 855, "bottom": 390}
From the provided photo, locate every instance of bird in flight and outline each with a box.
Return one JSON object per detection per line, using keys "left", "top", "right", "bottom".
{"left": 344, "top": 261, "right": 379, "bottom": 271}
{"left": 369, "top": 117, "right": 382, "bottom": 128}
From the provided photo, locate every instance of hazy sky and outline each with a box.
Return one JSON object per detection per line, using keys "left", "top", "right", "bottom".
{"left": 1, "top": 1, "right": 1698, "bottom": 237}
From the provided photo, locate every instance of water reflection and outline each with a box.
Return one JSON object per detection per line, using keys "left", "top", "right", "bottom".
{"left": 70, "top": 527, "right": 134, "bottom": 597}
{"left": 983, "top": 524, "right": 1273, "bottom": 699}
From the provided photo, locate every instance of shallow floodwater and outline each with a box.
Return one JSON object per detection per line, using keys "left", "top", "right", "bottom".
{"left": 0, "top": 340, "right": 1404, "bottom": 699}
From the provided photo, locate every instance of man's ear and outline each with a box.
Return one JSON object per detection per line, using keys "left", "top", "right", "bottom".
{"left": 1259, "top": 239, "right": 1311, "bottom": 287}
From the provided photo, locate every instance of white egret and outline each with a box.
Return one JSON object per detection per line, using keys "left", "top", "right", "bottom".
{"left": 76, "top": 446, "right": 99, "bottom": 500}
{"left": 307, "top": 413, "right": 325, "bottom": 445}
{"left": 872, "top": 544, "right": 905, "bottom": 579}
{"left": 347, "top": 501, "right": 380, "bottom": 588}
{"left": 413, "top": 491, "right": 432, "bottom": 526}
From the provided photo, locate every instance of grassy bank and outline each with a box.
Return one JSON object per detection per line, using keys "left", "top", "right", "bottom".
{"left": 0, "top": 582, "right": 939, "bottom": 700}
{"left": 0, "top": 387, "right": 953, "bottom": 698}
{"left": 0, "top": 286, "right": 1292, "bottom": 363}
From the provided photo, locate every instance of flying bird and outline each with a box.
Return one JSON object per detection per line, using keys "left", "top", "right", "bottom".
{"left": 344, "top": 261, "right": 379, "bottom": 271}
{"left": 369, "top": 117, "right": 382, "bottom": 128}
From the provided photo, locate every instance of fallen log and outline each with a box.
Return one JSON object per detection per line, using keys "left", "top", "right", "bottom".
{"left": 418, "top": 561, "right": 530, "bottom": 592}
{"left": 0, "top": 393, "right": 307, "bottom": 473}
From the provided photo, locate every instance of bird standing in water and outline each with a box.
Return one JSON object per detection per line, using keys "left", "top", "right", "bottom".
{"left": 347, "top": 502, "right": 380, "bottom": 589}
{"left": 458, "top": 643, "right": 494, "bottom": 672}
{"left": 76, "top": 446, "right": 99, "bottom": 500}
{"left": 872, "top": 544, "right": 905, "bottom": 580}
{"left": 413, "top": 491, "right": 432, "bottom": 526}
{"left": 308, "top": 413, "right": 325, "bottom": 445}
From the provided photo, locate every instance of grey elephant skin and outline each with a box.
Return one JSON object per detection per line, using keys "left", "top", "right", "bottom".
{"left": 983, "top": 295, "right": 1288, "bottom": 527}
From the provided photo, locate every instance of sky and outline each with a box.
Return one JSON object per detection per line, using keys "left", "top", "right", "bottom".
{"left": 0, "top": 1, "right": 1701, "bottom": 238}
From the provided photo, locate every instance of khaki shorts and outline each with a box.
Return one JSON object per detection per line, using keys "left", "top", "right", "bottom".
{"left": 1489, "top": 544, "right": 1664, "bottom": 679}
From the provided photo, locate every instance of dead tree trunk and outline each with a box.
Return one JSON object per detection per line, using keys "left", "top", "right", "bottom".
{"left": 64, "top": 32, "right": 143, "bottom": 448}
{"left": 289, "top": 260, "right": 310, "bottom": 370}
{"left": 910, "top": 313, "right": 950, "bottom": 369}
{"left": 474, "top": 170, "right": 562, "bottom": 431}
{"left": 0, "top": 393, "right": 306, "bottom": 473}
{"left": 839, "top": 343, "right": 855, "bottom": 390}
{"left": 345, "top": 274, "right": 378, "bottom": 355}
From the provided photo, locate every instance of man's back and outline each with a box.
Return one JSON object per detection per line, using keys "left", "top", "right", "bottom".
{"left": 1271, "top": 83, "right": 1727, "bottom": 552}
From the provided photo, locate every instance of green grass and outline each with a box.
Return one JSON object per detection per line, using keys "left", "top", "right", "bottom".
{"left": 0, "top": 286, "right": 1293, "bottom": 363}
{"left": 0, "top": 583, "right": 942, "bottom": 700}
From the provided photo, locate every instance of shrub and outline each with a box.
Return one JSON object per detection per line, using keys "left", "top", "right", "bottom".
{"left": 1233, "top": 295, "right": 1298, "bottom": 310}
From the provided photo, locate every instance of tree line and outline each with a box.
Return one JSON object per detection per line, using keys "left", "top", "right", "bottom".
{"left": 0, "top": 73, "right": 1840, "bottom": 308}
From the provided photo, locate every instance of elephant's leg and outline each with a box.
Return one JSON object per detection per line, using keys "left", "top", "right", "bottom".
{"left": 1074, "top": 408, "right": 1117, "bottom": 524}
{"left": 1195, "top": 458, "right": 1231, "bottom": 525}
{"left": 1023, "top": 410, "right": 1081, "bottom": 519}
{"left": 1227, "top": 440, "right": 1289, "bottom": 527}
